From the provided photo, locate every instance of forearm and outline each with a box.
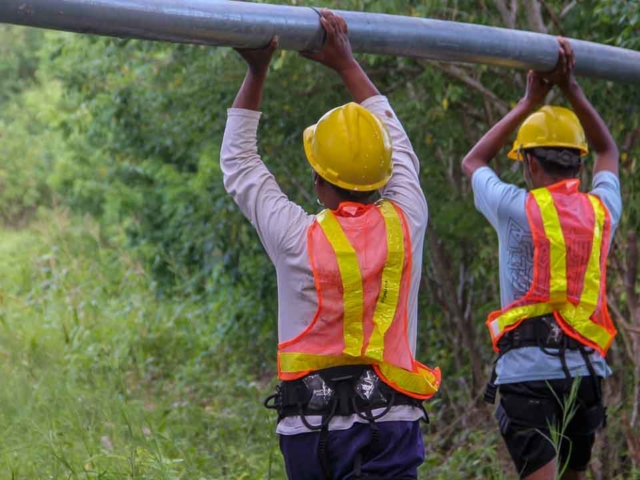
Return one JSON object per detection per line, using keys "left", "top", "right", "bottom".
{"left": 338, "top": 61, "right": 380, "bottom": 104}
{"left": 562, "top": 80, "right": 618, "bottom": 158}
{"left": 462, "top": 99, "right": 537, "bottom": 177}
{"left": 221, "top": 110, "right": 266, "bottom": 220}
{"left": 231, "top": 68, "right": 268, "bottom": 111}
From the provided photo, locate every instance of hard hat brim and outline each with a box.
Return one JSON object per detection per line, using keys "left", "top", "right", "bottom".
{"left": 303, "top": 123, "right": 390, "bottom": 192}
{"left": 508, "top": 143, "right": 589, "bottom": 161}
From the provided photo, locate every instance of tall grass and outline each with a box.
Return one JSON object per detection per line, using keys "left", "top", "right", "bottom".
{"left": 549, "top": 378, "right": 581, "bottom": 479}
{"left": 0, "top": 210, "right": 282, "bottom": 479}
{"left": 0, "top": 210, "right": 510, "bottom": 479}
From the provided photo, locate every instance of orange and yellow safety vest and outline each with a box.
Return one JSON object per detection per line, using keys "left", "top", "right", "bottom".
{"left": 487, "top": 179, "right": 616, "bottom": 356}
{"left": 278, "top": 200, "right": 441, "bottom": 400}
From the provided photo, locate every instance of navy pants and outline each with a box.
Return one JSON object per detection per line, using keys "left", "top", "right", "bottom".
{"left": 279, "top": 421, "right": 425, "bottom": 480}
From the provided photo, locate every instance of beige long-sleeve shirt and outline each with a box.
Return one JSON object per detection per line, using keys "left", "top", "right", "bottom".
{"left": 221, "top": 96, "right": 429, "bottom": 434}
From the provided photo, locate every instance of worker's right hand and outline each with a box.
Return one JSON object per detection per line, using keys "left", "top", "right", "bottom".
{"left": 235, "top": 37, "right": 278, "bottom": 75}
{"left": 541, "top": 37, "right": 576, "bottom": 91}
{"left": 523, "top": 70, "right": 552, "bottom": 107}
{"left": 300, "top": 10, "right": 358, "bottom": 74}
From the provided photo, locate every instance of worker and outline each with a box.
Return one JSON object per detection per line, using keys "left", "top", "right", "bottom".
{"left": 462, "top": 37, "right": 621, "bottom": 480}
{"left": 221, "top": 9, "right": 440, "bottom": 480}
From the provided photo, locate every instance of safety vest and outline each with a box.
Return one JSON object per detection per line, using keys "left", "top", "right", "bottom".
{"left": 486, "top": 179, "right": 616, "bottom": 357}
{"left": 277, "top": 200, "right": 441, "bottom": 400}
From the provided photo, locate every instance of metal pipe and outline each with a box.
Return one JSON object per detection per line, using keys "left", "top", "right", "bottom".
{"left": 2, "top": 0, "right": 639, "bottom": 84}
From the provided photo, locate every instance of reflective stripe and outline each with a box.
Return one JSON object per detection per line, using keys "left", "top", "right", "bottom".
{"left": 559, "top": 196, "right": 613, "bottom": 351}
{"left": 316, "top": 210, "right": 364, "bottom": 357}
{"left": 489, "top": 190, "right": 614, "bottom": 354}
{"left": 279, "top": 352, "right": 367, "bottom": 372}
{"left": 560, "top": 304, "right": 613, "bottom": 351}
{"left": 531, "top": 189, "right": 567, "bottom": 304}
{"left": 580, "top": 196, "right": 605, "bottom": 311}
{"left": 488, "top": 189, "right": 563, "bottom": 338}
{"left": 490, "top": 303, "right": 554, "bottom": 340}
{"left": 376, "top": 363, "right": 440, "bottom": 397}
{"left": 365, "top": 201, "right": 404, "bottom": 361}
{"left": 280, "top": 201, "right": 441, "bottom": 399}
{"left": 279, "top": 352, "right": 440, "bottom": 398}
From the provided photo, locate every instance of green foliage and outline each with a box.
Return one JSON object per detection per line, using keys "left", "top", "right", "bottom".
{"left": 0, "top": 26, "right": 42, "bottom": 102}
{"left": 0, "top": 0, "right": 638, "bottom": 477}
{"left": 0, "top": 212, "right": 283, "bottom": 478}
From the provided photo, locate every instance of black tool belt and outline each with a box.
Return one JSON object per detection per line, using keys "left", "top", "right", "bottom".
{"left": 496, "top": 314, "right": 583, "bottom": 353}
{"left": 265, "top": 364, "right": 425, "bottom": 427}
{"left": 265, "top": 365, "right": 427, "bottom": 480}
{"left": 484, "top": 314, "right": 599, "bottom": 405}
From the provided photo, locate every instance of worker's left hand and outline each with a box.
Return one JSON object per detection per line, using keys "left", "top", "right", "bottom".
{"left": 235, "top": 37, "right": 278, "bottom": 74}
{"left": 523, "top": 70, "right": 552, "bottom": 107}
{"left": 541, "top": 37, "right": 576, "bottom": 91}
{"left": 300, "top": 10, "right": 357, "bottom": 74}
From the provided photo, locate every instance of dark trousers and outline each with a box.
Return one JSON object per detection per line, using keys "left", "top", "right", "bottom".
{"left": 496, "top": 376, "right": 604, "bottom": 479}
{"left": 279, "top": 421, "right": 425, "bottom": 480}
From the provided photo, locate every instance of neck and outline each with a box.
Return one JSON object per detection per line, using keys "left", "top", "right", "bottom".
{"left": 534, "top": 175, "right": 574, "bottom": 189}
{"left": 323, "top": 195, "right": 375, "bottom": 211}
{"left": 338, "top": 196, "right": 375, "bottom": 205}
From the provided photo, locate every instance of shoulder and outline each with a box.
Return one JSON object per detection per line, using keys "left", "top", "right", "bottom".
{"left": 589, "top": 171, "right": 623, "bottom": 227}
{"left": 472, "top": 167, "right": 524, "bottom": 198}
{"left": 360, "top": 95, "right": 392, "bottom": 116}
{"left": 471, "top": 167, "right": 527, "bottom": 226}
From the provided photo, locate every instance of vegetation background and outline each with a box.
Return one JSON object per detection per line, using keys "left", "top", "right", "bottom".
{"left": 0, "top": 0, "right": 638, "bottom": 478}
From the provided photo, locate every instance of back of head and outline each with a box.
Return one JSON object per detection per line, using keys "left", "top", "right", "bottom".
{"left": 304, "top": 102, "right": 393, "bottom": 195}
{"left": 525, "top": 147, "right": 583, "bottom": 179}
{"left": 509, "top": 105, "right": 588, "bottom": 165}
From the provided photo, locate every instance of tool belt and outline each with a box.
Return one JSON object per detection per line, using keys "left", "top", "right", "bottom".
{"left": 265, "top": 364, "right": 425, "bottom": 426}
{"left": 484, "top": 314, "right": 600, "bottom": 405}
{"left": 496, "top": 314, "right": 583, "bottom": 352}
{"left": 264, "top": 365, "right": 427, "bottom": 480}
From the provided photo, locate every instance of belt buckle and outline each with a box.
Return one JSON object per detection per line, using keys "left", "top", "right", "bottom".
{"left": 541, "top": 315, "right": 564, "bottom": 345}
{"left": 355, "top": 369, "right": 387, "bottom": 405}
{"left": 303, "top": 374, "right": 334, "bottom": 410}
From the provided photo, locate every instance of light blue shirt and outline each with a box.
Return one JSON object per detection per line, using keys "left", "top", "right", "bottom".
{"left": 472, "top": 167, "right": 623, "bottom": 384}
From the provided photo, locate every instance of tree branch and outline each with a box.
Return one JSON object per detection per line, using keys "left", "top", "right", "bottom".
{"left": 426, "top": 227, "right": 484, "bottom": 390}
{"left": 538, "top": 0, "right": 567, "bottom": 35}
{"left": 524, "top": 0, "right": 548, "bottom": 34}
{"left": 608, "top": 297, "right": 640, "bottom": 335}
{"left": 606, "top": 296, "right": 637, "bottom": 359}
{"left": 494, "top": 0, "right": 517, "bottom": 29}
{"left": 626, "top": 231, "right": 639, "bottom": 315}
{"left": 560, "top": 0, "right": 578, "bottom": 18}
{"left": 428, "top": 62, "right": 510, "bottom": 116}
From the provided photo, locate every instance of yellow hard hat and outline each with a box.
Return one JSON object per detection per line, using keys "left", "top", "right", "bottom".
{"left": 304, "top": 103, "right": 392, "bottom": 191}
{"left": 508, "top": 106, "right": 588, "bottom": 160}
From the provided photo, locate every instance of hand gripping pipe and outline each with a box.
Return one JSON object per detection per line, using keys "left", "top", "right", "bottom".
{"left": 1, "top": 0, "right": 640, "bottom": 84}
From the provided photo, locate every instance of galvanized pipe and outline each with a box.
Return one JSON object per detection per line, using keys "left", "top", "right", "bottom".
{"left": 1, "top": 0, "right": 640, "bottom": 84}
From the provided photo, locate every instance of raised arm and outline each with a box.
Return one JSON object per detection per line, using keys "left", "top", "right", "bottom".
{"left": 543, "top": 38, "right": 619, "bottom": 177}
{"left": 462, "top": 71, "right": 552, "bottom": 178}
{"left": 232, "top": 37, "right": 278, "bottom": 111}
{"left": 300, "top": 10, "right": 379, "bottom": 104}
{"left": 222, "top": 38, "right": 311, "bottom": 262}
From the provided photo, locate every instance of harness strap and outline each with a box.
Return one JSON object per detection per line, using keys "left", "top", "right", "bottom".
{"left": 267, "top": 366, "right": 425, "bottom": 479}
{"left": 484, "top": 362, "right": 499, "bottom": 405}
{"left": 353, "top": 451, "right": 363, "bottom": 479}
{"left": 559, "top": 341, "right": 572, "bottom": 381}
{"left": 484, "top": 315, "right": 589, "bottom": 404}
{"left": 319, "top": 422, "right": 332, "bottom": 480}
{"left": 578, "top": 345, "right": 602, "bottom": 402}
{"left": 298, "top": 398, "right": 338, "bottom": 432}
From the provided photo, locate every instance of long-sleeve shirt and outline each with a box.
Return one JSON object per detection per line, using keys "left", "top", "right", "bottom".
{"left": 221, "top": 95, "right": 428, "bottom": 434}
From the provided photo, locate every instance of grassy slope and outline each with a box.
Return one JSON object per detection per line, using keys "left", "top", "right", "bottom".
{"left": 0, "top": 211, "right": 513, "bottom": 479}
{"left": 0, "top": 211, "right": 283, "bottom": 479}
